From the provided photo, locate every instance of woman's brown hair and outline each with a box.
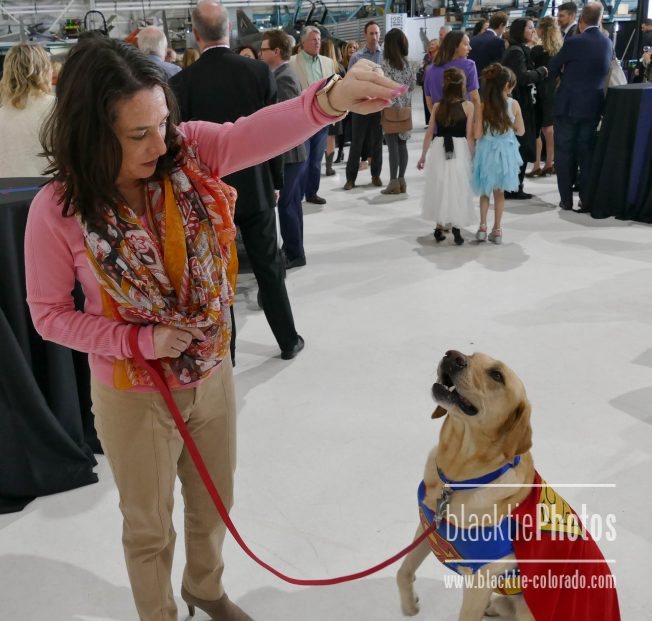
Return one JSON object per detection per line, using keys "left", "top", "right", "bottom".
{"left": 480, "top": 63, "right": 516, "bottom": 134}
{"left": 320, "top": 38, "right": 340, "bottom": 68}
{"left": 40, "top": 37, "right": 181, "bottom": 225}
{"left": 383, "top": 28, "right": 409, "bottom": 71}
{"left": 435, "top": 67, "right": 466, "bottom": 127}
{"left": 434, "top": 31, "right": 465, "bottom": 66}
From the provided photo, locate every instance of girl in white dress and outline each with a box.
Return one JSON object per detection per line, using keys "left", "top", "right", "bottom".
{"left": 417, "top": 68, "right": 475, "bottom": 245}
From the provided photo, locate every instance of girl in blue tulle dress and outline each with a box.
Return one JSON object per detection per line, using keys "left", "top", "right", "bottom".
{"left": 471, "top": 64, "right": 525, "bottom": 244}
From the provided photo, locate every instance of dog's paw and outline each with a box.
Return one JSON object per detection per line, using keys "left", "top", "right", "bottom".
{"left": 397, "top": 573, "right": 420, "bottom": 616}
{"left": 400, "top": 594, "right": 420, "bottom": 617}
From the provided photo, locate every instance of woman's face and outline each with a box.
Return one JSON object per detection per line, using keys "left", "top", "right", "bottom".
{"left": 113, "top": 86, "right": 169, "bottom": 188}
{"left": 428, "top": 39, "right": 438, "bottom": 54}
{"left": 347, "top": 42, "right": 358, "bottom": 55}
{"left": 239, "top": 47, "right": 256, "bottom": 60}
{"left": 523, "top": 21, "right": 535, "bottom": 43}
{"left": 455, "top": 35, "right": 471, "bottom": 59}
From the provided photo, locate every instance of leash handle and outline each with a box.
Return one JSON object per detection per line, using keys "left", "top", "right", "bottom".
{"left": 128, "top": 326, "right": 435, "bottom": 586}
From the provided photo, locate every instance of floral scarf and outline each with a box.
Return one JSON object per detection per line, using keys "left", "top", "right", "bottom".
{"left": 80, "top": 140, "right": 237, "bottom": 389}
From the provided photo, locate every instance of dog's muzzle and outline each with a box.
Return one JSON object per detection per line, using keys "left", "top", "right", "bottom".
{"left": 431, "top": 351, "right": 478, "bottom": 416}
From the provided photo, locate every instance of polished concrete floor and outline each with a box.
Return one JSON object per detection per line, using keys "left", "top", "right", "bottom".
{"left": 1, "top": 114, "right": 651, "bottom": 620}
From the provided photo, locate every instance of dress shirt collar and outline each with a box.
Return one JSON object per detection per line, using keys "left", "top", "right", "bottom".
{"left": 563, "top": 22, "right": 577, "bottom": 35}
{"left": 201, "top": 44, "right": 230, "bottom": 54}
{"left": 301, "top": 49, "right": 320, "bottom": 64}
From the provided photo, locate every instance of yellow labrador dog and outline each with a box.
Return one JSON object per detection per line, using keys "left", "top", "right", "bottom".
{"left": 396, "top": 350, "right": 621, "bottom": 621}
{"left": 396, "top": 350, "right": 536, "bottom": 621}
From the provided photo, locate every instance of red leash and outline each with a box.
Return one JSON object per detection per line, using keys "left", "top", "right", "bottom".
{"left": 128, "top": 327, "right": 435, "bottom": 586}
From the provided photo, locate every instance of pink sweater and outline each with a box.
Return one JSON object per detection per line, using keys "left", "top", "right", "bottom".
{"left": 26, "top": 81, "right": 333, "bottom": 390}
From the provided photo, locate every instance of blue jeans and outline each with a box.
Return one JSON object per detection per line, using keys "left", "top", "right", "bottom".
{"left": 278, "top": 160, "right": 308, "bottom": 261}
{"left": 554, "top": 116, "right": 598, "bottom": 207}
{"left": 302, "top": 126, "right": 328, "bottom": 198}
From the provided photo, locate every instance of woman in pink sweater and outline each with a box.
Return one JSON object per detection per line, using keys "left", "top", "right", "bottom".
{"left": 26, "top": 36, "right": 402, "bottom": 621}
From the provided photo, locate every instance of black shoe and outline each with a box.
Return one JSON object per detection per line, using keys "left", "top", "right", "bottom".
{"left": 281, "top": 335, "right": 305, "bottom": 360}
{"left": 505, "top": 190, "right": 533, "bottom": 200}
{"left": 334, "top": 150, "right": 344, "bottom": 164}
{"left": 434, "top": 229, "right": 446, "bottom": 242}
{"left": 574, "top": 201, "right": 590, "bottom": 213}
{"left": 305, "top": 195, "right": 326, "bottom": 205}
{"left": 452, "top": 227, "right": 464, "bottom": 245}
{"left": 285, "top": 255, "right": 307, "bottom": 269}
{"left": 559, "top": 201, "right": 573, "bottom": 210}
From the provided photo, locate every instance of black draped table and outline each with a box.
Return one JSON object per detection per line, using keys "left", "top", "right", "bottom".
{"left": 587, "top": 83, "right": 652, "bottom": 223}
{"left": 0, "top": 177, "right": 99, "bottom": 514}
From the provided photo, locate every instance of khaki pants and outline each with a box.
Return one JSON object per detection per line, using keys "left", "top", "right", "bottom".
{"left": 92, "top": 360, "right": 236, "bottom": 621}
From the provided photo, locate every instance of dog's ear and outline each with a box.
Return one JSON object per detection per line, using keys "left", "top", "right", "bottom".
{"left": 500, "top": 400, "right": 532, "bottom": 460}
{"left": 432, "top": 405, "right": 448, "bottom": 419}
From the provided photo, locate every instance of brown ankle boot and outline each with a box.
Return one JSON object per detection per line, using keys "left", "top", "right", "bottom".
{"left": 398, "top": 177, "right": 407, "bottom": 193}
{"left": 380, "top": 179, "right": 401, "bottom": 195}
{"left": 181, "top": 585, "right": 253, "bottom": 621}
{"left": 325, "top": 153, "right": 335, "bottom": 176}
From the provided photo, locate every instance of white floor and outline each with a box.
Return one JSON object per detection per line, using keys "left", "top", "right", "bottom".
{"left": 2, "top": 114, "right": 651, "bottom": 621}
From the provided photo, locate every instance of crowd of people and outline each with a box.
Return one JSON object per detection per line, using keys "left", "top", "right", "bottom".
{"left": 0, "top": 1, "right": 646, "bottom": 619}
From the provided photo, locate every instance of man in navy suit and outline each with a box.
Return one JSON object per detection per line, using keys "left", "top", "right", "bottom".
{"left": 549, "top": 2, "right": 612, "bottom": 212}
{"left": 558, "top": 2, "right": 579, "bottom": 40}
{"left": 469, "top": 12, "right": 508, "bottom": 79}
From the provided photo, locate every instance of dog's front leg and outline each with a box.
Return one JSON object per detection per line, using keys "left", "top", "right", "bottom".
{"left": 396, "top": 524, "right": 431, "bottom": 616}
{"left": 458, "top": 575, "right": 493, "bottom": 621}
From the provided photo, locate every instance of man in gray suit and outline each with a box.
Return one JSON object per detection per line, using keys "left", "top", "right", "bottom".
{"left": 137, "top": 26, "right": 181, "bottom": 80}
{"left": 261, "top": 30, "right": 309, "bottom": 268}
{"left": 289, "top": 26, "right": 335, "bottom": 205}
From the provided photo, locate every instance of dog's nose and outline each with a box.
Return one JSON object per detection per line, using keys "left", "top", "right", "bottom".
{"left": 442, "top": 350, "right": 467, "bottom": 375}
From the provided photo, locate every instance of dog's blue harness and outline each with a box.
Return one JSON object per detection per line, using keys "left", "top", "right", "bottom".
{"left": 418, "top": 458, "right": 522, "bottom": 594}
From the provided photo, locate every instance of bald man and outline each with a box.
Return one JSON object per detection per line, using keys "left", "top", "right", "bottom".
{"left": 171, "top": 0, "right": 304, "bottom": 365}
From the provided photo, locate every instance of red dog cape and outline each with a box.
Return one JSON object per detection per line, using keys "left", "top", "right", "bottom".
{"left": 511, "top": 472, "right": 621, "bottom": 621}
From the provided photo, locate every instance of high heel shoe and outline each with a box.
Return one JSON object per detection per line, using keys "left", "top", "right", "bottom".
{"left": 398, "top": 177, "right": 407, "bottom": 193}
{"left": 181, "top": 585, "right": 253, "bottom": 620}
{"left": 452, "top": 227, "right": 464, "bottom": 245}
{"left": 434, "top": 228, "right": 446, "bottom": 242}
{"left": 542, "top": 164, "right": 555, "bottom": 176}
{"left": 525, "top": 167, "right": 542, "bottom": 178}
{"left": 476, "top": 226, "right": 487, "bottom": 242}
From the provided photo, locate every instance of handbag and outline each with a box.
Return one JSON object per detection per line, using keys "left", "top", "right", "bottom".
{"left": 381, "top": 106, "right": 413, "bottom": 134}
{"left": 605, "top": 57, "right": 627, "bottom": 93}
{"left": 416, "top": 65, "right": 425, "bottom": 86}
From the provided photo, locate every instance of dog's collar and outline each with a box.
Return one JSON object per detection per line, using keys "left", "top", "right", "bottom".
{"left": 437, "top": 456, "right": 521, "bottom": 491}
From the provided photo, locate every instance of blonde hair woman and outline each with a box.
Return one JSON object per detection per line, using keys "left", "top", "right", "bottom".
{"left": 341, "top": 40, "right": 359, "bottom": 70}
{"left": 0, "top": 43, "right": 54, "bottom": 177}
{"left": 527, "top": 16, "right": 563, "bottom": 176}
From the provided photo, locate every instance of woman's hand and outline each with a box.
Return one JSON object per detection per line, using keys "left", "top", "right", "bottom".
{"left": 417, "top": 156, "right": 426, "bottom": 170}
{"left": 153, "top": 325, "right": 206, "bottom": 359}
{"left": 328, "top": 59, "right": 407, "bottom": 115}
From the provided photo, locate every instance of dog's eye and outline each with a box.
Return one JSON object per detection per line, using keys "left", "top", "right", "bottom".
{"left": 490, "top": 370, "right": 504, "bottom": 384}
